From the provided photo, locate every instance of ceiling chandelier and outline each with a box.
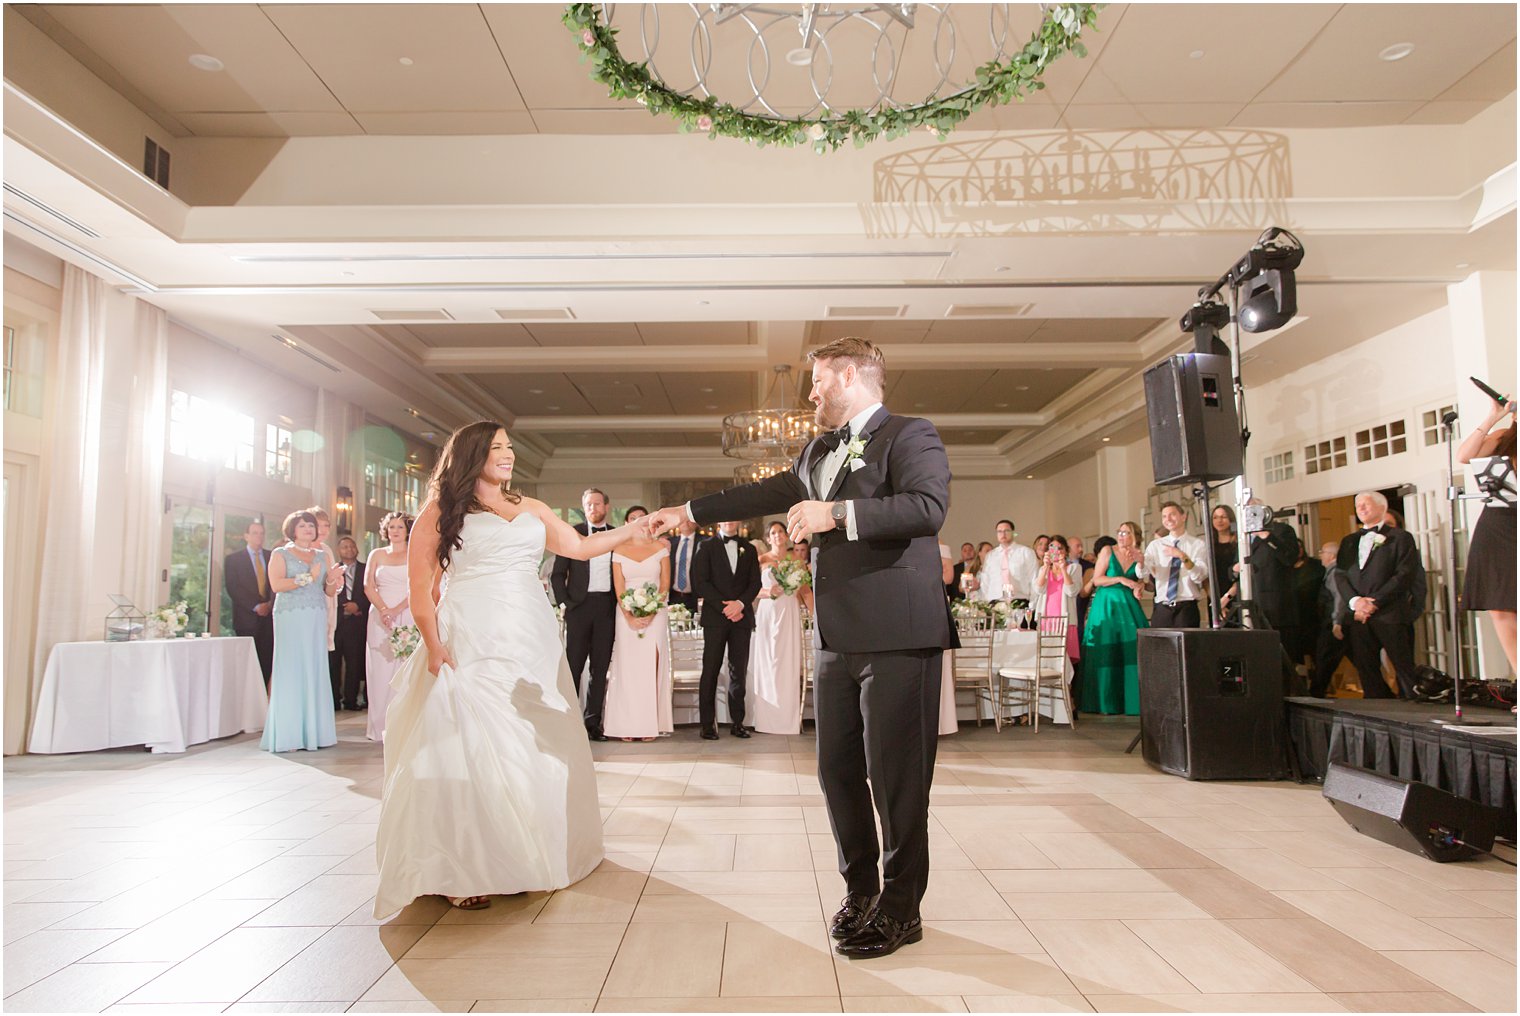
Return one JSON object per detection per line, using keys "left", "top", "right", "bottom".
{"left": 722, "top": 364, "right": 819, "bottom": 465}
{"left": 565, "top": 4, "right": 1101, "bottom": 152}
{"left": 734, "top": 457, "right": 795, "bottom": 484}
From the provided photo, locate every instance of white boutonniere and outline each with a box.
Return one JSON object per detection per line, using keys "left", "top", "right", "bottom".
{"left": 844, "top": 434, "right": 869, "bottom": 470}
{"left": 1370, "top": 532, "right": 1387, "bottom": 549}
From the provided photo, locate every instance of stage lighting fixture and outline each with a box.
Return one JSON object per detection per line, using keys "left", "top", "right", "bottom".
{"left": 1179, "top": 299, "right": 1231, "bottom": 354}
{"left": 1229, "top": 227, "right": 1304, "bottom": 334}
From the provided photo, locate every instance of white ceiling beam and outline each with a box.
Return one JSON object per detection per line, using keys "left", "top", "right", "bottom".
{"left": 422, "top": 344, "right": 769, "bottom": 372}
{"left": 514, "top": 412, "right": 1047, "bottom": 432}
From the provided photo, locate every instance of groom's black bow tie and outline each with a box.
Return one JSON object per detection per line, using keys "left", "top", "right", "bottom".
{"left": 818, "top": 426, "right": 851, "bottom": 452}
{"left": 721, "top": 535, "right": 742, "bottom": 544}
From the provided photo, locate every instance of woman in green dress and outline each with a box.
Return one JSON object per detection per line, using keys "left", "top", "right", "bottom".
{"left": 1081, "top": 520, "right": 1149, "bottom": 715}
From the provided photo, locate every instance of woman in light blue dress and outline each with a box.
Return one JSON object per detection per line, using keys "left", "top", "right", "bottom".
{"left": 261, "top": 510, "right": 343, "bottom": 752}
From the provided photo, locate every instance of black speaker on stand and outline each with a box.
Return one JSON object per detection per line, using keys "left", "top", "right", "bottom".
{"left": 1137, "top": 628, "right": 1288, "bottom": 780}
{"left": 1143, "top": 352, "right": 1243, "bottom": 485}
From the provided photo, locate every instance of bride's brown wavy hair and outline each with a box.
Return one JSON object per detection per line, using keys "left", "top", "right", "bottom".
{"left": 429, "top": 420, "right": 521, "bottom": 571}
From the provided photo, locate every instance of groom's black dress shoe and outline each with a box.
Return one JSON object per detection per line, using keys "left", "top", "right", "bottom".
{"left": 587, "top": 728, "right": 608, "bottom": 742}
{"left": 700, "top": 726, "right": 719, "bottom": 740}
{"left": 830, "top": 893, "right": 877, "bottom": 940}
{"left": 729, "top": 724, "right": 751, "bottom": 739}
{"left": 835, "top": 912, "right": 923, "bottom": 959}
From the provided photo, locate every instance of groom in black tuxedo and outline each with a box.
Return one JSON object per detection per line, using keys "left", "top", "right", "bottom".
{"left": 690, "top": 520, "right": 761, "bottom": 739}
{"left": 650, "top": 336, "right": 954, "bottom": 959}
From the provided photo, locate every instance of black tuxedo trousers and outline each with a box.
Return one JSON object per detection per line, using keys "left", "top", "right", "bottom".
{"left": 564, "top": 593, "right": 615, "bottom": 733}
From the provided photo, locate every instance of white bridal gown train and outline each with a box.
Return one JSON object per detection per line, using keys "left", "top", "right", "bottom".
{"left": 373, "top": 511, "right": 603, "bottom": 918}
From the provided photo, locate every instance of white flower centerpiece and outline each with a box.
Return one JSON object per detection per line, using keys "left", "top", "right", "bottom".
{"left": 145, "top": 600, "right": 189, "bottom": 639}
{"left": 618, "top": 582, "right": 664, "bottom": 638}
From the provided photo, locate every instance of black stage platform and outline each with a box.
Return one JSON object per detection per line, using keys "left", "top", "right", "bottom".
{"left": 1286, "top": 696, "right": 1517, "bottom": 838}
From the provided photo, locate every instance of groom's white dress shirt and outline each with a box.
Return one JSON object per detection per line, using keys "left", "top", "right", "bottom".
{"left": 586, "top": 524, "right": 612, "bottom": 592}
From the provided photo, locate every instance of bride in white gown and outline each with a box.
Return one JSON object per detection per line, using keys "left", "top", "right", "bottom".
{"left": 374, "top": 422, "right": 640, "bottom": 916}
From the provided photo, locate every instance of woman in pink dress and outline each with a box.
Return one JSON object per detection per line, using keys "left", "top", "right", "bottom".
{"left": 1033, "top": 534, "right": 1082, "bottom": 665}
{"left": 749, "top": 521, "right": 804, "bottom": 735}
{"left": 363, "top": 511, "right": 413, "bottom": 742}
{"left": 603, "top": 506, "right": 672, "bottom": 740}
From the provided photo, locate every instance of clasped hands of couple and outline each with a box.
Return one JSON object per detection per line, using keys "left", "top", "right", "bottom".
{"left": 640, "top": 501, "right": 840, "bottom": 547}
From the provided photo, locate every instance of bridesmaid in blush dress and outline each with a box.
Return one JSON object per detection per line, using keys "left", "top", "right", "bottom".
{"left": 603, "top": 506, "right": 672, "bottom": 740}
{"left": 363, "top": 511, "right": 413, "bottom": 742}
{"left": 749, "top": 522, "right": 804, "bottom": 736}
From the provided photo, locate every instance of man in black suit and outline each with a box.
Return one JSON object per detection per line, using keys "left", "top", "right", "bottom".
{"left": 690, "top": 520, "right": 761, "bottom": 739}
{"left": 946, "top": 542, "right": 975, "bottom": 600}
{"left": 330, "top": 535, "right": 368, "bottom": 710}
{"left": 650, "top": 336, "right": 954, "bottom": 960}
{"left": 1237, "top": 500, "right": 1302, "bottom": 630}
{"left": 224, "top": 518, "right": 275, "bottom": 687}
{"left": 551, "top": 487, "right": 616, "bottom": 741}
{"left": 1334, "top": 491, "right": 1424, "bottom": 699}
{"left": 667, "top": 518, "right": 704, "bottom": 613}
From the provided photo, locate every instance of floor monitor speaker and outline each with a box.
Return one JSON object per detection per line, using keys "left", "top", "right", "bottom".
{"left": 1143, "top": 353, "right": 1243, "bottom": 485}
{"left": 1323, "top": 762, "right": 1500, "bottom": 862}
{"left": 1137, "top": 628, "right": 1287, "bottom": 780}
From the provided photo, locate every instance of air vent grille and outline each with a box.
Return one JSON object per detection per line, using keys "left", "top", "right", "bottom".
{"left": 370, "top": 309, "right": 454, "bottom": 322}
{"left": 946, "top": 304, "right": 1033, "bottom": 318}
{"left": 495, "top": 308, "right": 576, "bottom": 320}
{"left": 825, "top": 305, "right": 906, "bottom": 318}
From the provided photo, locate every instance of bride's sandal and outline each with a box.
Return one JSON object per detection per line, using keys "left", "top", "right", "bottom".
{"left": 446, "top": 895, "right": 491, "bottom": 910}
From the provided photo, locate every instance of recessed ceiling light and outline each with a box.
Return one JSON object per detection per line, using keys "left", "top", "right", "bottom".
{"left": 624, "top": 404, "right": 639, "bottom": 410}
{"left": 994, "top": 266, "right": 1012, "bottom": 273}
{"left": 546, "top": 404, "right": 560, "bottom": 411}
{"left": 1025, "top": 474, "right": 1035, "bottom": 479}
{"left": 705, "top": 404, "right": 718, "bottom": 410}
{"left": 341, "top": 270, "right": 355, "bottom": 277}
{"left": 398, "top": 56, "right": 414, "bottom": 66}
{"left": 1189, "top": 49, "right": 1205, "bottom": 60}
{"left": 1015, "top": 385, "right": 1030, "bottom": 391}
{"left": 700, "top": 387, "right": 714, "bottom": 393}
{"left": 1102, "top": 437, "right": 1112, "bottom": 443}
{"left": 994, "top": 402, "right": 1009, "bottom": 408}
{"left": 528, "top": 388, "right": 544, "bottom": 394}
{"left": 188, "top": 53, "right": 224, "bottom": 72}
{"left": 697, "top": 300, "right": 710, "bottom": 305}
{"left": 914, "top": 402, "right": 926, "bottom": 408}
{"left": 1455, "top": 262, "right": 1471, "bottom": 269}
{"left": 1378, "top": 42, "right": 1414, "bottom": 62}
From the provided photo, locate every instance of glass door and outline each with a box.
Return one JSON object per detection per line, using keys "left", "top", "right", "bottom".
{"left": 165, "top": 497, "right": 214, "bottom": 634}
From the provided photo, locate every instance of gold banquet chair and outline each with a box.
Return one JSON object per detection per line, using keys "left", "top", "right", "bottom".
{"left": 800, "top": 608, "right": 816, "bottom": 724}
{"left": 998, "top": 615, "right": 1072, "bottom": 733}
{"left": 951, "top": 615, "right": 1001, "bottom": 731}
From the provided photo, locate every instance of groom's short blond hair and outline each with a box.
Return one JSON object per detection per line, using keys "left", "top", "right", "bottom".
{"left": 809, "top": 337, "right": 885, "bottom": 397}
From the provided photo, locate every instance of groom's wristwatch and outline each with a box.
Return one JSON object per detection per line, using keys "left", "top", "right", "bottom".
{"left": 830, "top": 501, "right": 848, "bottom": 525}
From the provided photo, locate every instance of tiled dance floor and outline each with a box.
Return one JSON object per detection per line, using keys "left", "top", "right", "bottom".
{"left": 4, "top": 714, "right": 1515, "bottom": 1012}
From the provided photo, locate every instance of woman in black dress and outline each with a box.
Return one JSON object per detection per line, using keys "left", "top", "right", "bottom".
{"left": 1209, "top": 504, "right": 1241, "bottom": 625}
{"left": 1458, "top": 392, "right": 1517, "bottom": 678}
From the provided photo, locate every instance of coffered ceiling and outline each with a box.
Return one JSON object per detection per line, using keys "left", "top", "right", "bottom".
{"left": 2, "top": 3, "right": 1515, "bottom": 485}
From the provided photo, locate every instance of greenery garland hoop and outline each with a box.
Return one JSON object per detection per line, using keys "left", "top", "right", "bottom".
{"left": 563, "top": 3, "right": 1103, "bottom": 153}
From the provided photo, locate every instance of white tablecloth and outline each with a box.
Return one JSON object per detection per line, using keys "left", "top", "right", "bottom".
{"left": 28, "top": 637, "right": 268, "bottom": 754}
{"left": 991, "top": 629, "right": 1074, "bottom": 726}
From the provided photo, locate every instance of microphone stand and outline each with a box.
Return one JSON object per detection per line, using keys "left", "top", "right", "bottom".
{"left": 1436, "top": 410, "right": 1492, "bottom": 724}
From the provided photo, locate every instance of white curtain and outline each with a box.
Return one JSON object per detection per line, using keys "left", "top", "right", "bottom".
{"left": 120, "top": 301, "right": 168, "bottom": 610}
{"left": 29, "top": 266, "right": 107, "bottom": 746}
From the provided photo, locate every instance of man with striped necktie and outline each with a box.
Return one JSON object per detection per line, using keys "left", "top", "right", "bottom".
{"left": 1141, "top": 502, "right": 1208, "bottom": 629}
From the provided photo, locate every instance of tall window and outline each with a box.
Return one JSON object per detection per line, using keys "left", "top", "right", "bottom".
{"left": 3, "top": 319, "right": 45, "bottom": 417}
{"left": 167, "top": 389, "right": 256, "bottom": 472}
{"left": 3, "top": 325, "right": 14, "bottom": 412}
{"left": 266, "top": 423, "right": 293, "bottom": 482}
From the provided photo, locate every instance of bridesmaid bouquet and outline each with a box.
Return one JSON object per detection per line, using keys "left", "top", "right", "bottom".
{"left": 770, "top": 558, "right": 812, "bottom": 595}
{"left": 389, "top": 624, "right": 421, "bottom": 661}
{"left": 619, "top": 582, "right": 664, "bottom": 638}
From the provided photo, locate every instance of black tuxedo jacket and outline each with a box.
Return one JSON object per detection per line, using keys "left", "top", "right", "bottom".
{"left": 1245, "top": 521, "right": 1301, "bottom": 626}
{"left": 550, "top": 522, "right": 613, "bottom": 607}
{"left": 691, "top": 536, "right": 762, "bottom": 629}
{"left": 336, "top": 560, "right": 369, "bottom": 617}
{"left": 224, "top": 547, "right": 274, "bottom": 634}
{"left": 1333, "top": 525, "right": 1423, "bottom": 626}
{"left": 689, "top": 406, "right": 956, "bottom": 653}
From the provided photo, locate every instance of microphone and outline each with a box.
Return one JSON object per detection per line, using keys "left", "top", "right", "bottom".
{"left": 1470, "top": 376, "right": 1508, "bottom": 405}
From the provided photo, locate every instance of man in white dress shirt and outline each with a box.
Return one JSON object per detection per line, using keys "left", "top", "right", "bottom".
{"left": 978, "top": 520, "right": 1039, "bottom": 602}
{"left": 1142, "top": 502, "right": 1209, "bottom": 628}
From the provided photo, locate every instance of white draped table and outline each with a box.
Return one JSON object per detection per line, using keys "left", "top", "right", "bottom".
{"left": 943, "top": 629, "right": 1074, "bottom": 729}
{"left": 28, "top": 637, "right": 268, "bottom": 754}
